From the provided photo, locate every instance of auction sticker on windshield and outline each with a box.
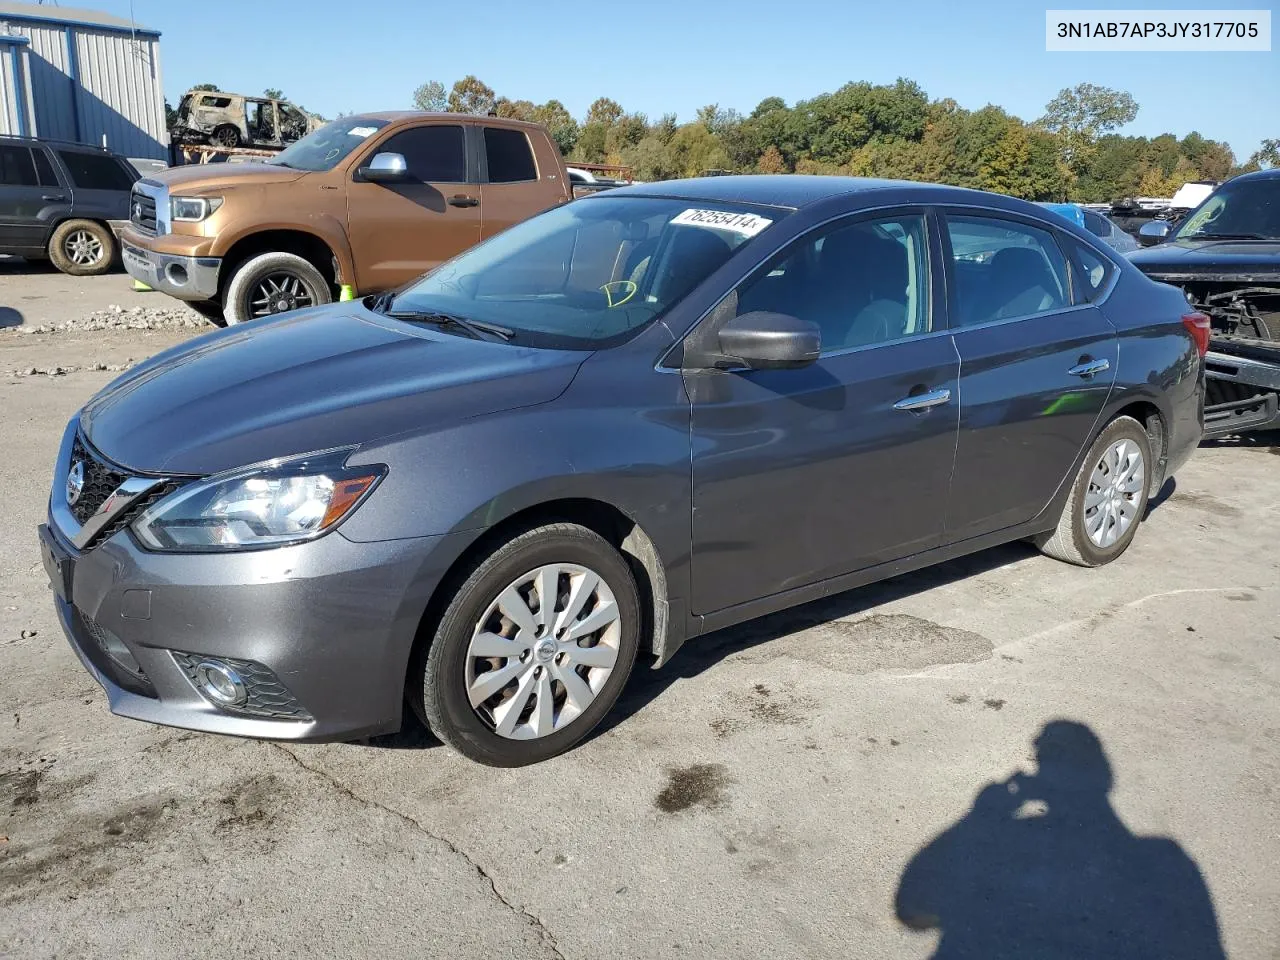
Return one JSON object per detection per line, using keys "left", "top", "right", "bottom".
{"left": 347, "top": 126, "right": 378, "bottom": 138}
{"left": 671, "top": 209, "right": 773, "bottom": 237}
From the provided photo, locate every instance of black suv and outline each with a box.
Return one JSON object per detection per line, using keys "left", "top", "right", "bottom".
{"left": 0, "top": 136, "right": 139, "bottom": 276}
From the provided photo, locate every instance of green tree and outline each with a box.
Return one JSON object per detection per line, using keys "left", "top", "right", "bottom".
{"left": 1247, "top": 138, "right": 1279, "bottom": 170}
{"left": 191, "top": 82, "right": 219, "bottom": 92}
{"left": 533, "top": 100, "right": 578, "bottom": 156}
{"left": 622, "top": 136, "right": 676, "bottom": 182}
{"left": 494, "top": 98, "right": 538, "bottom": 121}
{"left": 1038, "top": 83, "right": 1139, "bottom": 176}
{"left": 665, "top": 123, "right": 729, "bottom": 178}
{"left": 757, "top": 145, "right": 786, "bottom": 173}
{"left": 263, "top": 87, "right": 284, "bottom": 100}
{"left": 585, "top": 97, "right": 624, "bottom": 127}
{"left": 412, "top": 80, "right": 447, "bottom": 112}
{"left": 448, "top": 75, "right": 496, "bottom": 115}
{"left": 651, "top": 113, "right": 678, "bottom": 145}
{"left": 571, "top": 123, "right": 609, "bottom": 162}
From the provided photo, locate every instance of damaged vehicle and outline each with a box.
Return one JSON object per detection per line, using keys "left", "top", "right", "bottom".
{"left": 1129, "top": 168, "right": 1280, "bottom": 438}
{"left": 170, "top": 90, "right": 319, "bottom": 150}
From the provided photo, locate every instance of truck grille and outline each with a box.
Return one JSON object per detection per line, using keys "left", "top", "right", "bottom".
{"left": 130, "top": 188, "right": 157, "bottom": 233}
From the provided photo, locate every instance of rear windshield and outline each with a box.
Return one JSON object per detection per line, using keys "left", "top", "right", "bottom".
{"left": 382, "top": 196, "right": 786, "bottom": 349}
{"left": 268, "top": 117, "right": 390, "bottom": 172}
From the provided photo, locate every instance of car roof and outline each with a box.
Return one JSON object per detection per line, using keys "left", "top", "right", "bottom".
{"left": 1226, "top": 167, "right": 1280, "bottom": 183}
{"left": 0, "top": 134, "right": 122, "bottom": 155}
{"left": 603, "top": 174, "right": 1017, "bottom": 211}
{"left": 349, "top": 111, "right": 546, "bottom": 132}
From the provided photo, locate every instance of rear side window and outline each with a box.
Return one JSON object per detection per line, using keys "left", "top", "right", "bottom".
{"left": 0, "top": 145, "right": 38, "bottom": 186}
{"left": 944, "top": 216, "right": 1070, "bottom": 327}
{"left": 1066, "top": 239, "right": 1116, "bottom": 304}
{"left": 378, "top": 125, "right": 466, "bottom": 182}
{"left": 201, "top": 95, "right": 233, "bottom": 108}
{"left": 32, "top": 148, "right": 58, "bottom": 187}
{"left": 484, "top": 127, "right": 537, "bottom": 183}
{"left": 56, "top": 151, "right": 134, "bottom": 191}
{"left": 1082, "top": 209, "right": 1112, "bottom": 238}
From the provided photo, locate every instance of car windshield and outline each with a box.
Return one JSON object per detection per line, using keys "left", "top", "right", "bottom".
{"left": 267, "top": 117, "right": 389, "bottom": 172}
{"left": 382, "top": 196, "right": 785, "bottom": 348}
{"left": 1175, "top": 179, "right": 1280, "bottom": 240}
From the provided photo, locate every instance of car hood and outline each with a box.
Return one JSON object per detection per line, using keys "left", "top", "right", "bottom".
{"left": 152, "top": 163, "right": 309, "bottom": 191}
{"left": 1128, "top": 239, "right": 1280, "bottom": 282}
{"left": 81, "top": 305, "right": 588, "bottom": 475}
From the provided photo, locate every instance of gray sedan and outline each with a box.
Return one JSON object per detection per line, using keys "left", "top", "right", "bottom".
{"left": 40, "top": 176, "right": 1205, "bottom": 765}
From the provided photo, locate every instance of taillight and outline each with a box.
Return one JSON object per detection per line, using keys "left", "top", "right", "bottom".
{"left": 1182, "top": 312, "right": 1211, "bottom": 357}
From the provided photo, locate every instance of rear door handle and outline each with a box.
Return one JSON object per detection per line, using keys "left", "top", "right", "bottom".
{"left": 893, "top": 388, "right": 952, "bottom": 412}
{"left": 1068, "top": 358, "right": 1110, "bottom": 378}
{"left": 41, "top": 194, "right": 66, "bottom": 201}
{"left": 447, "top": 195, "right": 479, "bottom": 207}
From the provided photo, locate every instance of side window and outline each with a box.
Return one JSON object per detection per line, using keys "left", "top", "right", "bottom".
{"left": 378, "top": 125, "right": 466, "bottom": 182}
{"left": 56, "top": 151, "right": 134, "bottom": 191}
{"left": 1066, "top": 239, "right": 1115, "bottom": 304}
{"left": 32, "top": 148, "right": 59, "bottom": 187}
{"left": 945, "top": 216, "right": 1069, "bottom": 327}
{"left": 736, "top": 214, "right": 931, "bottom": 353}
{"left": 484, "top": 127, "right": 537, "bottom": 183}
{"left": 201, "top": 95, "right": 233, "bottom": 109}
{"left": 0, "top": 145, "right": 38, "bottom": 186}
{"left": 1082, "top": 209, "right": 1112, "bottom": 238}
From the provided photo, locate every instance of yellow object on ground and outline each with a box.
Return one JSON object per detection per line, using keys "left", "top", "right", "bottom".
{"left": 339, "top": 284, "right": 356, "bottom": 301}
{"left": 132, "top": 279, "right": 153, "bottom": 292}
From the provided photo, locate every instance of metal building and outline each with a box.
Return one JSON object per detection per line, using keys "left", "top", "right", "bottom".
{"left": 0, "top": 1, "right": 165, "bottom": 158}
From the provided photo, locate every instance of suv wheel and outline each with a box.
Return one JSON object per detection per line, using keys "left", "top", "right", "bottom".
{"left": 1036, "top": 415, "right": 1152, "bottom": 567}
{"left": 48, "top": 220, "right": 114, "bottom": 276}
{"left": 417, "top": 523, "right": 642, "bottom": 766}
{"left": 211, "top": 125, "right": 240, "bottom": 148}
{"left": 222, "top": 252, "right": 331, "bottom": 325}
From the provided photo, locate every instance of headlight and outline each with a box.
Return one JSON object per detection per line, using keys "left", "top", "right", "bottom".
{"left": 132, "top": 449, "right": 383, "bottom": 552}
{"left": 170, "top": 196, "right": 223, "bottom": 222}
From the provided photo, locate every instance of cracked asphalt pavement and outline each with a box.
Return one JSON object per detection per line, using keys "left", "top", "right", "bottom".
{"left": 3, "top": 264, "right": 1278, "bottom": 958}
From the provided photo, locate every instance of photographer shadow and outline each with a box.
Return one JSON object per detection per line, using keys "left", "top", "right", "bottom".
{"left": 895, "top": 720, "right": 1225, "bottom": 959}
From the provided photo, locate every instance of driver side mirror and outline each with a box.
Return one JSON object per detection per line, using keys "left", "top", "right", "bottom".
{"left": 1138, "top": 220, "right": 1171, "bottom": 247}
{"left": 359, "top": 152, "right": 409, "bottom": 183}
{"left": 716, "top": 311, "right": 821, "bottom": 370}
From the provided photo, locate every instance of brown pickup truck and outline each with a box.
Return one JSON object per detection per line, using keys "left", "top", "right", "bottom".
{"left": 120, "top": 113, "right": 572, "bottom": 323}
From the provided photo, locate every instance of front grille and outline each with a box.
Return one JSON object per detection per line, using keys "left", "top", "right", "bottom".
{"left": 130, "top": 188, "right": 157, "bottom": 233}
{"left": 75, "top": 610, "right": 157, "bottom": 697}
{"left": 69, "top": 435, "right": 126, "bottom": 525}
{"left": 171, "top": 652, "right": 313, "bottom": 721}
{"left": 84, "top": 480, "right": 181, "bottom": 551}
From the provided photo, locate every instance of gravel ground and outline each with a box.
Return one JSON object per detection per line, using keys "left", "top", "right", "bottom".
{"left": 2, "top": 261, "right": 1278, "bottom": 959}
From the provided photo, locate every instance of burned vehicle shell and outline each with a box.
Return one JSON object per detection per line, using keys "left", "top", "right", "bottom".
{"left": 1128, "top": 169, "right": 1280, "bottom": 438}
{"left": 170, "top": 90, "right": 319, "bottom": 150}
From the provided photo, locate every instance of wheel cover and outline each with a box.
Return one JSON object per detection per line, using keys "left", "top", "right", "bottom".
{"left": 64, "top": 229, "right": 103, "bottom": 266}
{"left": 249, "top": 272, "right": 314, "bottom": 317}
{"left": 465, "top": 563, "right": 621, "bottom": 740}
{"left": 1084, "top": 438, "right": 1145, "bottom": 548}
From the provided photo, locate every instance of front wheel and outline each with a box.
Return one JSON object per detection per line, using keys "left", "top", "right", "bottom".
{"left": 222, "top": 251, "right": 331, "bottom": 324}
{"left": 418, "top": 523, "right": 642, "bottom": 766}
{"left": 1036, "top": 415, "right": 1152, "bottom": 567}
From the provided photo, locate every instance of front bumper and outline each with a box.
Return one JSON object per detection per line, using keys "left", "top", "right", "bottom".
{"left": 1203, "top": 345, "right": 1280, "bottom": 438}
{"left": 121, "top": 241, "right": 221, "bottom": 301}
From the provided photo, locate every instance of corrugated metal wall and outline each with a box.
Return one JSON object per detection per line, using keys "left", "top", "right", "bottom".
{"left": 0, "top": 39, "right": 34, "bottom": 136}
{"left": 0, "top": 15, "right": 166, "bottom": 158}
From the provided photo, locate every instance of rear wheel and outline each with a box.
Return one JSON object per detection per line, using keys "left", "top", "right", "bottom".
{"left": 222, "top": 251, "right": 331, "bottom": 324}
{"left": 417, "top": 523, "right": 641, "bottom": 766}
{"left": 48, "top": 220, "right": 114, "bottom": 276}
{"left": 211, "top": 125, "right": 240, "bottom": 148}
{"left": 1037, "top": 415, "right": 1151, "bottom": 567}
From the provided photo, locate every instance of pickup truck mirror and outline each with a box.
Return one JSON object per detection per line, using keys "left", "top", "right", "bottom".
{"left": 359, "top": 152, "right": 410, "bottom": 183}
{"left": 1138, "top": 220, "right": 1171, "bottom": 246}
{"left": 716, "top": 311, "right": 821, "bottom": 370}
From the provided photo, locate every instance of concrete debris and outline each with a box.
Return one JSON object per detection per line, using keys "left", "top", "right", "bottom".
{"left": 5, "top": 305, "right": 208, "bottom": 336}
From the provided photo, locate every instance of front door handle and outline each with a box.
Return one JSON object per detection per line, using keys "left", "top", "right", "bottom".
{"left": 447, "top": 195, "right": 479, "bottom": 207}
{"left": 1068, "top": 358, "right": 1110, "bottom": 378}
{"left": 893, "top": 388, "right": 952, "bottom": 412}
{"left": 41, "top": 194, "right": 66, "bottom": 201}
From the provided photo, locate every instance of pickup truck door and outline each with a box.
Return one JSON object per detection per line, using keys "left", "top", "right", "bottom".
{"left": 346, "top": 123, "right": 482, "bottom": 293}
{"left": 0, "top": 144, "right": 71, "bottom": 253}
{"left": 476, "top": 125, "right": 569, "bottom": 238}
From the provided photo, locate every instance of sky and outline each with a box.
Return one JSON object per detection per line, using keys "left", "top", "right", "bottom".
{"left": 59, "top": 0, "right": 1280, "bottom": 160}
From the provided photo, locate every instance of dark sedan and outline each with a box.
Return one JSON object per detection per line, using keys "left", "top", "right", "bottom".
{"left": 40, "top": 176, "right": 1205, "bottom": 766}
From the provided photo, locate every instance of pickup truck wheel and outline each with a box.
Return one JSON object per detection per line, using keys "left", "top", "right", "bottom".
{"left": 1036, "top": 416, "right": 1152, "bottom": 567}
{"left": 223, "top": 252, "right": 331, "bottom": 325}
{"left": 48, "top": 220, "right": 114, "bottom": 276}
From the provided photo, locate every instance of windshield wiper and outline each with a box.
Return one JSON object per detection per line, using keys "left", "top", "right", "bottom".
{"left": 1187, "top": 232, "right": 1269, "bottom": 241}
{"left": 386, "top": 310, "right": 514, "bottom": 342}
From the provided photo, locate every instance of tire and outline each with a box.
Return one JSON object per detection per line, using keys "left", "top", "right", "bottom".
{"left": 417, "top": 523, "right": 642, "bottom": 766}
{"left": 48, "top": 220, "right": 114, "bottom": 276}
{"left": 1037, "top": 416, "right": 1152, "bottom": 567}
{"left": 211, "top": 125, "right": 240, "bottom": 148}
{"left": 222, "top": 251, "right": 331, "bottom": 325}
{"left": 185, "top": 300, "right": 225, "bottom": 325}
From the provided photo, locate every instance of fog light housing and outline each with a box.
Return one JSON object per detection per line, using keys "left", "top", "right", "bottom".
{"left": 165, "top": 262, "right": 189, "bottom": 286}
{"left": 193, "top": 660, "right": 247, "bottom": 706}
